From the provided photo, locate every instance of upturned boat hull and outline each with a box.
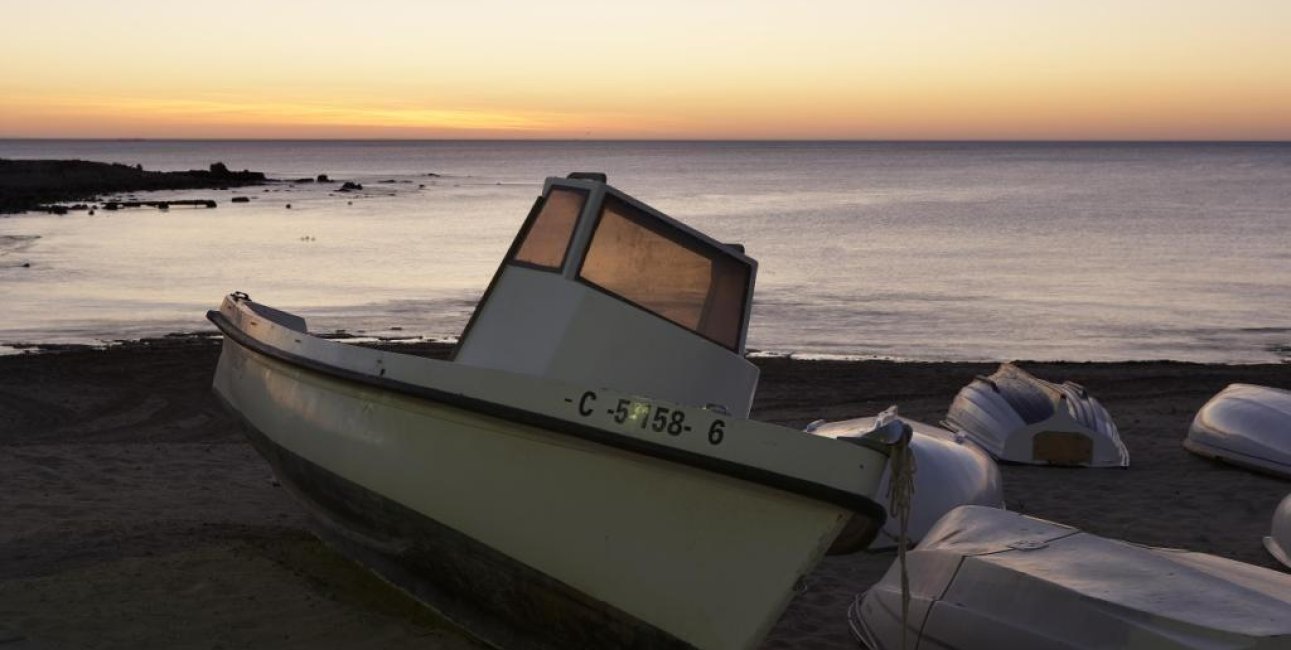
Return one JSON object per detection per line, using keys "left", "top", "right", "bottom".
{"left": 210, "top": 297, "right": 888, "bottom": 650}
{"left": 808, "top": 416, "right": 1003, "bottom": 550}
{"left": 1185, "top": 384, "right": 1291, "bottom": 480}
{"left": 851, "top": 506, "right": 1291, "bottom": 650}
{"left": 1268, "top": 493, "right": 1291, "bottom": 570}
{"left": 944, "top": 363, "right": 1128, "bottom": 467}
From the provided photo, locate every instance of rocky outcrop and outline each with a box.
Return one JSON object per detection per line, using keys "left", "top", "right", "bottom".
{"left": 200, "top": 162, "right": 265, "bottom": 183}
{"left": 0, "top": 159, "right": 266, "bottom": 214}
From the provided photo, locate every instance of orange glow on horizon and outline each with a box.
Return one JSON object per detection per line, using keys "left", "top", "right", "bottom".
{"left": 3, "top": 1, "right": 1289, "bottom": 140}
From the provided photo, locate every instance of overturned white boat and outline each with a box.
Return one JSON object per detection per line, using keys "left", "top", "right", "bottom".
{"left": 1185, "top": 383, "right": 1291, "bottom": 479}
{"left": 808, "top": 415, "right": 1004, "bottom": 550}
{"left": 944, "top": 363, "right": 1128, "bottom": 467}
{"left": 210, "top": 174, "right": 899, "bottom": 650}
{"left": 1267, "top": 493, "right": 1291, "bottom": 570}
{"left": 851, "top": 505, "right": 1291, "bottom": 650}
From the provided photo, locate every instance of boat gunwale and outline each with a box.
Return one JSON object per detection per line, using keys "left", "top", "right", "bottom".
{"left": 207, "top": 308, "right": 889, "bottom": 524}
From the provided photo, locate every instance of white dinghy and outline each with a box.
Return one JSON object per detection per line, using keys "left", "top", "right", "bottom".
{"left": 1268, "top": 493, "right": 1291, "bottom": 570}
{"left": 944, "top": 363, "right": 1128, "bottom": 467}
{"left": 1185, "top": 383, "right": 1291, "bottom": 479}
{"left": 850, "top": 505, "right": 1291, "bottom": 650}
{"left": 808, "top": 415, "right": 1003, "bottom": 550}
{"left": 209, "top": 174, "right": 899, "bottom": 650}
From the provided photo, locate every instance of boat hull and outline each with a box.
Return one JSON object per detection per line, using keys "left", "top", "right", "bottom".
{"left": 213, "top": 330, "right": 873, "bottom": 649}
{"left": 945, "top": 364, "right": 1128, "bottom": 468}
{"left": 809, "top": 416, "right": 1003, "bottom": 550}
{"left": 852, "top": 506, "right": 1291, "bottom": 650}
{"left": 1268, "top": 493, "right": 1291, "bottom": 571}
{"left": 223, "top": 394, "right": 683, "bottom": 649}
{"left": 1185, "top": 384, "right": 1291, "bottom": 480}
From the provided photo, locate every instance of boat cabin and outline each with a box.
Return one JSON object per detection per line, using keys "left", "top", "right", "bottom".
{"left": 454, "top": 173, "right": 761, "bottom": 418}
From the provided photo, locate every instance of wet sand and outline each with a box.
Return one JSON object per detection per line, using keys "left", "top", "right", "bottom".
{"left": 1, "top": 337, "right": 1288, "bottom": 649}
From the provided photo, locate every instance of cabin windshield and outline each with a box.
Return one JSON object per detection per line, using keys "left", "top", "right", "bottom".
{"left": 578, "top": 195, "right": 750, "bottom": 350}
{"left": 513, "top": 188, "right": 586, "bottom": 270}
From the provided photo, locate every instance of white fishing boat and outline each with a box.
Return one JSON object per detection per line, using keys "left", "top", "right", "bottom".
{"left": 808, "top": 415, "right": 1003, "bottom": 550}
{"left": 850, "top": 506, "right": 1291, "bottom": 650}
{"left": 943, "top": 363, "right": 1128, "bottom": 467}
{"left": 1268, "top": 493, "right": 1291, "bottom": 570}
{"left": 209, "top": 173, "right": 899, "bottom": 650}
{"left": 1185, "top": 383, "right": 1291, "bottom": 479}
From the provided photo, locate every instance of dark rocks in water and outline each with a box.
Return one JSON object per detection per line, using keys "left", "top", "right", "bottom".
{"left": 291, "top": 177, "right": 315, "bottom": 184}
{"left": 425, "top": 172, "right": 441, "bottom": 177}
{"left": 418, "top": 184, "right": 425, "bottom": 189}
{"left": 379, "top": 179, "right": 397, "bottom": 184}
{"left": 316, "top": 174, "right": 330, "bottom": 183}
{"left": 201, "top": 163, "right": 265, "bottom": 182}
{"left": 0, "top": 159, "right": 268, "bottom": 214}
{"left": 337, "top": 182, "right": 363, "bottom": 192}
{"left": 231, "top": 196, "right": 250, "bottom": 203}
{"left": 99, "top": 199, "right": 217, "bottom": 211}
{"left": 286, "top": 204, "right": 292, "bottom": 209}
{"left": 21, "top": 262, "right": 30, "bottom": 268}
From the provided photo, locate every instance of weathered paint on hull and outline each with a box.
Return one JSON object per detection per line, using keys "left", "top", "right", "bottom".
{"left": 214, "top": 339, "right": 855, "bottom": 649}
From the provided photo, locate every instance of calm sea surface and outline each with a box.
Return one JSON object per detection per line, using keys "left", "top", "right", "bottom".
{"left": 1, "top": 140, "right": 1288, "bottom": 362}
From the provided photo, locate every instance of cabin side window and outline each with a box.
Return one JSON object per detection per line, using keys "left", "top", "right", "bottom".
{"left": 513, "top": 188, "right": 586, "bottom": 270}
{"left": 578, "top": 196, "right": 750, "bottom": 350}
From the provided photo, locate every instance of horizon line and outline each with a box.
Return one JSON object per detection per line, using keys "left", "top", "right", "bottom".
{"left": 2, "top": 137, "right": 1290, "bottom": 144}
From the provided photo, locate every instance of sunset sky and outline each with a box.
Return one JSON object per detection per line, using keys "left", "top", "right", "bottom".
{"left": 3, "top": 0, "right": 1289, "bottom": 140}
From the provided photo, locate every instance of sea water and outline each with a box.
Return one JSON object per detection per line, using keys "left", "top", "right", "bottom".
{"left": 0, "top": 140, "right": 1287, "bottom": 362}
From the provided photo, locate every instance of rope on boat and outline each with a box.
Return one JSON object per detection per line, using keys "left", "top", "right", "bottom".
{"left": 886, "top": 419, "right": 917, "bottom": 650}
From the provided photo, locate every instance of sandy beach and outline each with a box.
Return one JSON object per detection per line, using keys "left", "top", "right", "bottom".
{"left": 1, "top": 337, "right": 1288, "bottom": 649}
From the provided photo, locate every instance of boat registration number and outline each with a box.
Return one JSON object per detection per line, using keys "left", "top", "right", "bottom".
{"left": 568, "top": 390, "right": 725, "bottom": 445}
